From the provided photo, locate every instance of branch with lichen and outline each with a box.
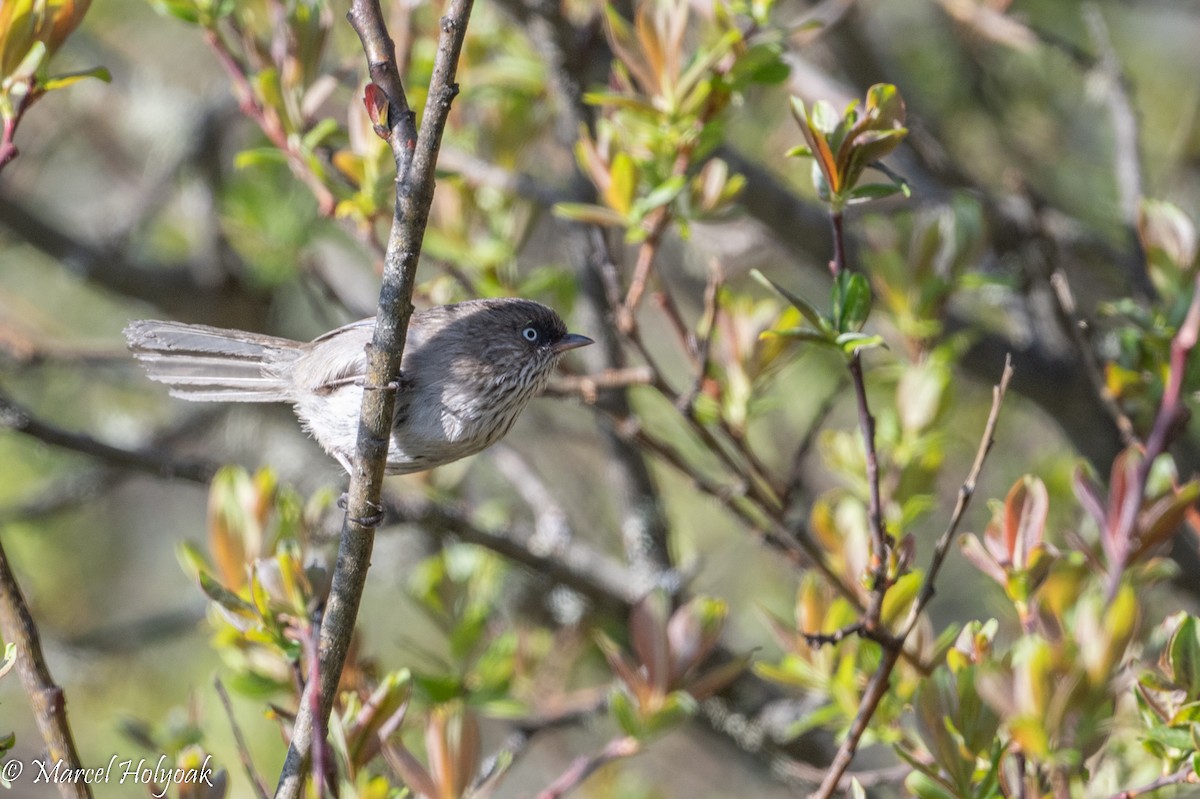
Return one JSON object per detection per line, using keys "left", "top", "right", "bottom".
{"left": 272, "top": 0, "right": 474, "bottom": 796}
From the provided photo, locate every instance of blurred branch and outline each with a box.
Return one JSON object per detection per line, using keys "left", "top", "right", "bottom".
{"left": 215, "top": 678, "right": 271, "bottom": 799}
{"left": 0, "top": 387, "right": 219, "bottom": 483}
{"left": 543, "top": 367, "right": 655, "bottom": 402}
{"left": 437, "top": 146, "right": 561, "bottom": 206}
{"left": 534, "top": 736, "right": 640, "bottom": 799}
{"left": 275, "top": 0, "right": 475, "bottom": 795}
{"left": 781, "top": 760, "right": 908, "bottom": 790}
{"left": 383, "top": 494, "right": 639, "bottom": 617}
{"left": 0, "top": 408, "right": 226, "bottom": 525}
{"left": 0, "top": 192, "right": 269, "bottom": 325}
{"left": 61, "top": 607, "right": 204, "bottom": 654}
{"left": 0, "top": 535, "right": 91, "bottom": 799}
{"left": 1047, "top": 269, "right": 1138, "bottom": 447}
{"left": 472, "top": 697, "right": 609, "bottom": 796}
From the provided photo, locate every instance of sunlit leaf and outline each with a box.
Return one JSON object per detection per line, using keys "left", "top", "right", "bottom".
{"left": 750, "top": 269, "right": 830, "bottom": 333}
{"left": 552, "top": 202, "right": 628, "bottom": 227}
{"left": 40, "top": 65, "right": 110, "bottom": 91}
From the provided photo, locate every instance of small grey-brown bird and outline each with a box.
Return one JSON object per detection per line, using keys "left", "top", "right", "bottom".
{"left": 125, "top": 298, "right": 592, "bottom": 474}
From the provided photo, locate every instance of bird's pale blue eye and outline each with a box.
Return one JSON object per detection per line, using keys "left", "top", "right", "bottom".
{"left": 522, "top": 326, "right": 539, "bottom": 342}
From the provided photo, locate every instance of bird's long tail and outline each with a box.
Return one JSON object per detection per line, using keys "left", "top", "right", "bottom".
{"left": 124, "top": 320, "right": 302, "bottom": 402}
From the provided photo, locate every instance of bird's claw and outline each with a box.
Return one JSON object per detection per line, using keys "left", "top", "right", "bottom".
{"left": 337, "top": 493, "right": 385, "bottom": 527}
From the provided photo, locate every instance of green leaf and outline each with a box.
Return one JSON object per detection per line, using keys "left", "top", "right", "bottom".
{"left": 789, "top": 96, "right": 809, "bottom": 131}
{"left": 832, "top": 271, "right": 872, "bottom": 332}
{"left": 750, "top": 269, "right": 831, "bottom": 333}
{"left": 881, "top": 572, "right": 922, "bottom": 626}
{"left": 760, "top": 327, "right": 837, "bottom": 347}
{"left": 234, "top": 147, "right": 289, "bottom": 170}
{"left": 905, "top": 769, "right": 958, "bottom": 799}
{"left": 149, "top": 0, "right": 202, "bottom": 22}
{"left": 411, "top": 672, "right": 464, "bottom": 704}
{"left": 836, "top": 332, "right": 885, "bottom": 354}
{"left": 608, "top": 151, "right": 636, "bottom": 215}
{"left": 198, "top": 571, "right": 255, "bottom": 615}
{"left": 865, "top": 83, "right": 906, "bottom": 127}
{"left": 642, "top": 691, "right": 697, "bottom": 737}
{"left": 0, "top": 642, "right": 15, "bottom": 681}
{"left": 41, "top": 65, "right": 111, "bottom": 92}
{"left": 1168, "top": 615, "right": 1200, "bottom": 694}
{"left": 728, "top": 42, "right": 789, "bottom": 86}
{"left": 847, "top": 183, "right": 905, "bottom": 203}
{"left": 610, "top": 689, "right": 642, "bottom": 738}
{"left": 302, "top": 117, "right": 341, "bottom": 150}
{"left": 809, "top": 100, "right": 840, "bottom": 136}
{"left": 12, "top": 40, "right": 48, "bottom": 82}
{"left": 784, "top": 144, "right": 814, "bottom": 159}
{"left": 552, "top": 202, "right": 628, "bottom": 227}
{"left": 581, "top": 91, "right": 659, "bottom": 114}
{"left": 227, "top": 670, "right": 290, "bottom": 699}
{"left": 633, "top": 175, "right": 687, "bottom": 217}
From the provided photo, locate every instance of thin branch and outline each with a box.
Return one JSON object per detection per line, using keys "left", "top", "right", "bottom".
{"left": 543, "top": 367, "right": 655, "bottom": 402}
{"left": 0, "top": 534, "right": 92, "bottom": 799}
{"left": 676, "top": 261, "right": 723, "bottom": 415}
{"left": 811, "top": 355, "right": 1014, "bottom": 799}
{"left": 201, "top": 28, "right": 337, "bottom": 215}
{"left": 273, "top": 1, "right": 474, "bottom": 796}
{"left": 214, "top": 678, "right": 271, "bottom": 799}
{"left": 534, "top": 736, "right": 640, "bottom": 799}
{"left": 472, "top": 697, "right": 610, "bottom": 796}
{"left": 847, "top": 351, "right": 889, "bottom": 615}
{"left": 437, "top": 146, "right": 561, "bottom": 206}
{"left": 782, "top": 374, "right": 847, "bottom": 508}
{"left": 383, "top": 495, "right": 639, "bottom": 617}
{"left": 1047, "top": 269, "right": 1138, "bottom": 447}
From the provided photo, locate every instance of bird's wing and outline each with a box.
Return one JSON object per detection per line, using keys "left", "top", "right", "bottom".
{"left": 305, "top": 317, "right": 423, "bottom": 399}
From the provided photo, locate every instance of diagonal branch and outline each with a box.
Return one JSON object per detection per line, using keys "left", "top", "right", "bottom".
{"left": 273, "top": 1, "right": 475, "bottom": 796}
{"left": 0, "top": 535, "right": 91, "bottom": 799}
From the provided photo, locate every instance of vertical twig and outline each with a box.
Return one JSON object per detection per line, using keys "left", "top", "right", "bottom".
{"left": 273, "top": 1, "right": 474, "bottom": 796}
{"left": 0, "top": 534, "right": 92, "bottom": 799}
{"left": 811, "top": 357, "right": 1014, "bottom": 799}
{"left": 214, "top": 679, "right": 270, "bottom": 799}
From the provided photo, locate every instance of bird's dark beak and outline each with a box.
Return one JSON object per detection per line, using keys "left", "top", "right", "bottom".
{"left": 553, "top": 333, "right": 594, "bottom": 353}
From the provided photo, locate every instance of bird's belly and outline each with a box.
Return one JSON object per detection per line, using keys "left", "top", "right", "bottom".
{"left": 293, "top": 379, "right": 539, "bottom": 475}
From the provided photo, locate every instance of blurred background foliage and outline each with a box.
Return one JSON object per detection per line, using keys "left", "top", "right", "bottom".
{"left": 2, "top": 0, "right": 1200, "bottom": 797}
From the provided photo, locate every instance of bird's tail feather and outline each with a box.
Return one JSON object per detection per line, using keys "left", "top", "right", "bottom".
{"left": 124, "top": 320, "right": 301, "bottom": 402}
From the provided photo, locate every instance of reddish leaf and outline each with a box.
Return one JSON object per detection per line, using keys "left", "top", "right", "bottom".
{"left": 1132, "top": 480, "right": 1200, "bottom": 561}
{"left": 958, "top": 534, "right": 1007, "bottom": 586}
{"left": 1072, "top": 463, "right": 1107, "bottom": 531}
{"left": 1105, "top": 449, "right": 1142, "bottom": 565}
{"left": 1002, "top": 476, "right": 1048, "bottom": 569}
{"left": 630, "top": 593, "right": 671, "bottom": 696}
{"left": 363, "top": 83, "right": 390, "bottom": 139}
